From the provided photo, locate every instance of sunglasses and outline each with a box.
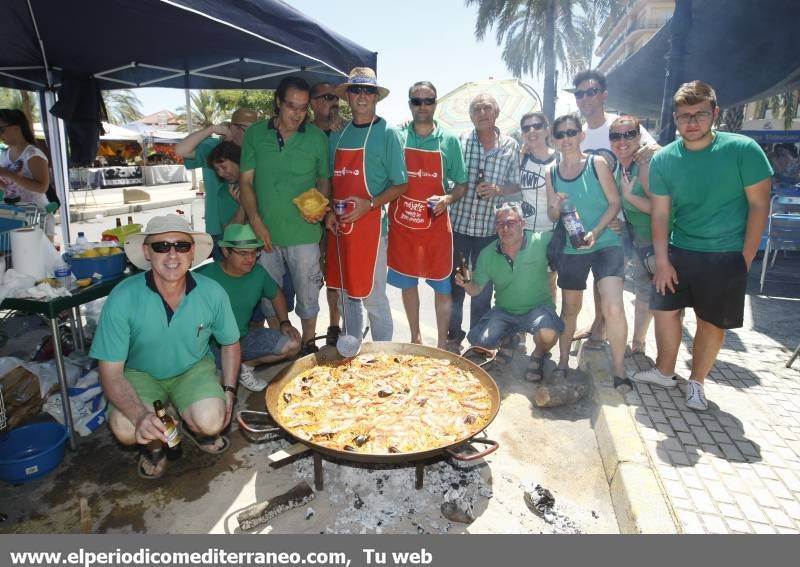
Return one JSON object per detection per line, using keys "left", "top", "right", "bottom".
{"left": 521, "top": 122, "right": 546, "bottom": 133}
{"left": 574, "top": 87, "right": 603, "bottom": 100}
{"left": 149, "top": 241, "right": 193, "bottom": 254}
{"left": 609, "top": 129, "right": 639, "bottom": 141}
{"left": 313, "top": 93, "right": 338, "bottom": 101}
{"left": 553, "top": 129, "right": 580, "bottom": 140}
{"left": 230, "top": 248, "right": 261, "bottom": 258}
{"left": 410, "top": 97, "right": 436, "bottom": 107}
{"left": 347, "top": 85, "right": 378, "bottom": 95}
{"left": 495, "top": 220, "right": 522, "bottom": 229}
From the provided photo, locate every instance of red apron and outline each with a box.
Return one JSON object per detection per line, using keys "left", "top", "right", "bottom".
{"left": 325, "top": 125, "right": 381, "bottom": 299}
{"left": 387, "top": 145, "right": 453, "bottom": 280}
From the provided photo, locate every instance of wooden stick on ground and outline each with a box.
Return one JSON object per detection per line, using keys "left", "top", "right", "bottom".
{"left": 237, "top": 481, "right": 315, "bottom": 531}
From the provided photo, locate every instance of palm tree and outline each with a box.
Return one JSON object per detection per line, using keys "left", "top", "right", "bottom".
{"left": 0, "top": 88, "right": 39, "bottom": 125}
{"left": 767, "top": 90, "right": 799, "bottom": 131}
{"left": 466, "top": 0, "right": 621, "bottom": 120}
{"left": 177, "top": 89, "right": 223, "bottom": 131}
{"left": 102, "top": 90, "right": 143, "bottom": 125}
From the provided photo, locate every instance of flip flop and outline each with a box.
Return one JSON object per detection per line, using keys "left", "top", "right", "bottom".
{"left": 180, "top": 422, "right": 230, "bottom": 455}
{"left": 137, "top": 447, "right": 167, "bottom": 480}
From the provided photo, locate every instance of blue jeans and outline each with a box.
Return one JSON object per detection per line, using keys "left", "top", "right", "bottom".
{"left": 467, "top": 305, "right": 565, "bottom": 349}
{"left": 340, "top": 235, "right": 392, "bottom": 341}
{"left": 449, "top": 232, "right": 496, "bottom": 337}
{"left": 211, "top": 327, "right": 289, "bottom": 367}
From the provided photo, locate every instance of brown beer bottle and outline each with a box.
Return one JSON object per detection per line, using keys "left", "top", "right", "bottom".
{"left": 476, "top": 169, "right": 485, "bottom": 199}
{"left": 153, "top": 400, "right": 182, "bottom": 448}
{"left": 458, "top": 253, "right": 472, "bottom": 283}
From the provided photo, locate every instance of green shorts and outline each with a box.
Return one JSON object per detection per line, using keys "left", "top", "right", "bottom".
{"left": 107, "top": 356, "right": 224, "bottom": 416}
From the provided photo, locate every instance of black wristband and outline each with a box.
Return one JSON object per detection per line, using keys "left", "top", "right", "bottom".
{"left": 279, "top": 319, "right": 291, "bottom": 326}
{"left": 222, "top": 385, "right": 237, "bottom": 396}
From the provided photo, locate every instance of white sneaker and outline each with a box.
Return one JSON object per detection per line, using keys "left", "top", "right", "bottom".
{"left": 238, "top": 364, "right": 267, "bottom": 392}
{"left": 631, "top": 367, "right": 678, "bottom": 389}
{"left": 684, "top": 379, "right": 709, "bottom": 411}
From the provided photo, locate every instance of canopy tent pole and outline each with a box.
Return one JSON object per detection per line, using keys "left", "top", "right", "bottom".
{"left": 657, "top": 0, "right": 693, "bottom": 145}
{"left": 184, "top": 86, "right": 197, "bottom": 190}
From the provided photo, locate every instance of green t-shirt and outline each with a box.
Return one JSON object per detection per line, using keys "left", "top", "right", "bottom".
{"left": 473, "top": 231, "right": 554, "bottom": 315}
{"left": 553, "top": 157, "right": 621, "bottom": 255}
{"left": 183, "top": 137, "right": 239, "bottom": 236}
{"left": 240, "top": 119, "right": 330, "bottom": 247}
{"left": 89, "top": 272, "right": 240, "bottom": 379}
{"left": 616, "top": 163, "right": 652, "bottom": 243}
{"left": 329, "top": 118, "right": 408, "bottom": 234}
{"left": 649, "top": 132, "right": 773, "bottom": 252}
{"left": 197, "top": 261, "right": 278, "bottom": 338}
{"left": 401, "top": 121, "right": 468, "bottom": 190}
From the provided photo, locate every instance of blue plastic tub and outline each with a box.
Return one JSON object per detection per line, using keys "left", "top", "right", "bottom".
{"left": 0, "top": 422, "right": 69, "bottom": 483}
{"left": 64, "top": 251, "right": 127, "bottom": 279}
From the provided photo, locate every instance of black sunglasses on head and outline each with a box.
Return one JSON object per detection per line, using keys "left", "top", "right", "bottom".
{"left": 521, "top": 122, "right": 546, "bottom": 133}
{"left": 553, "top": 128, "right": 580, "bottom": 140}
{"left": 347, "top": 85, "right": 378, "bottom": 95}
{"left": 313, "top": 93, "right": 338, "bottom": 101}
{"left": 574, "top": 87, "right": 603, "bottom": 100}
{"left": 609, "top": 129, "right": 639, "bottom": 141}
{"left": 410, "top": 97, "right": 436, "bottom": 107}
{"left": 149, "top": 241, "right": 193, "bottom": 253}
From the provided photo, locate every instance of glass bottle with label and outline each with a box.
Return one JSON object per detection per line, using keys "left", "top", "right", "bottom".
{"left": 153, "top": 400, "right": 182, "bottom": 448}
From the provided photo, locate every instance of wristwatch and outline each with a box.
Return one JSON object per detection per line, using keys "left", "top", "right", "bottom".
{"left": 222, "top": 385, "right": 237, "bottom": 397}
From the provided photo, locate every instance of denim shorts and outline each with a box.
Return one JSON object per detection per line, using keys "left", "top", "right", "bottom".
{"left": 467, "top": 305, "right": 564, "bottom": 349}
{"left": 259, "top": 243, "right": 323, "bottom": 320}
{"left": 211, "top": 327, "right": 288, "bottom": 367}
{"left": 387, "top": 268, "right": 452, "bottom": 294}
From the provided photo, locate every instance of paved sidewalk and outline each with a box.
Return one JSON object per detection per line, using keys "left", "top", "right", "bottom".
{"left": 618, "top": 256, "right": 800, "bottom": 533}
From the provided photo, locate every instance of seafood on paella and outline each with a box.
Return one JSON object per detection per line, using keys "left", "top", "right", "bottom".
{"left": 274, "top": 353, "right": 493, "bottom": 454}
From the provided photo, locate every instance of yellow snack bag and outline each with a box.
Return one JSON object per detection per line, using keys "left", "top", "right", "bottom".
{"left": 292, "top": 188, "right": 329, "bottom": 218}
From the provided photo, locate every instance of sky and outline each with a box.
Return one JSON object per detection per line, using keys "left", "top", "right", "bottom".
{"left": 134, "top": 0, "right": 579, "bottom": 124}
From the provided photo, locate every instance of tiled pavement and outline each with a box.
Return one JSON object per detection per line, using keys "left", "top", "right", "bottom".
{"left": 619, "top": 259, "right": 800, "bottom": 534}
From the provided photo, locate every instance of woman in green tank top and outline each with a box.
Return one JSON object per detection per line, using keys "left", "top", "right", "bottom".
{"left": 610, "top": 115, "right": 654, "bottom": 356}
{"left": 544, "top": 114, "right": 630, "bottom": 390}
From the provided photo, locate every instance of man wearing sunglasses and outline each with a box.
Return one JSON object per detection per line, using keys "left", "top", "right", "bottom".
{"left": 387, "top": 81, "right": 468, "bottom": 350}
{"left": 90, "top": 215, "right": 240, "bottom": 479}
{"left": 570, "top": 69, "right": 659, "bottom": 348}
{"left": 634, "top": 81, "right": 772, "bottom": 412}
{"left": 455, "top": 203, "right": 563, "bottom": 382}
{"left": 448, "top": 93, "right": 521, "bottom": 351}
{"left": 324, "top": 67, "right": 408, "bottom": 343}
{"left": 198, "top": 224, "right": 301, "bottom": 392}
{"left": 239, "top": 76, "right": 330, "bottom": 356}
{"left": 177, "top": 107, "right": 258, "bottom": 259}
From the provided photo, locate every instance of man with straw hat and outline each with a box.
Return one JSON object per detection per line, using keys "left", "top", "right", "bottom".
{"left": 198, "top": 224, "right": 301, "bottom": 392}
{"left": 324, "top": 67, "right": 407, "bottom": 343}
{"left": 90, "top": 214, "right": 240, "bottom": 480}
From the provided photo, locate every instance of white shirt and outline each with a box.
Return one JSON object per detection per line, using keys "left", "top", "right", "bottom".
{"left": 581, "top": 113, "right": 656, "bottom": 172}
{"left": 0, "top": 144, "right": 49, "bottom": 207}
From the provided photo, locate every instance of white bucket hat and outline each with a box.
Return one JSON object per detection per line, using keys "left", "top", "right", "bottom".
{"left": 124, "top": 214, "right": 213, "bottom": 271}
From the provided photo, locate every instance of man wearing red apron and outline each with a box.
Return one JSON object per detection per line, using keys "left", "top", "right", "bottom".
{"left": 324, "top": 67, "right": 408, "bottom": 342}
{"left": 387, "top": 81, "right": 468, "bottom": 350}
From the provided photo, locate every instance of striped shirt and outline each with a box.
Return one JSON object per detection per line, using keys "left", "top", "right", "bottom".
{"left": 450, "top": 128, "right": 520, "bottom": 237}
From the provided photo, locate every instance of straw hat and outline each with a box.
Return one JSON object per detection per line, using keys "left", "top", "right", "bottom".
{"left": 334, "top": 67, "right": 390, "bottom": 101}
{"left": 231, "top": 107, "right": 258, "bottom": 124}
{"left": 124, "top": 214, "right": 213, "bottom": 270}
{"left": 218, "top": 224, "right": 264, "bottom": 249}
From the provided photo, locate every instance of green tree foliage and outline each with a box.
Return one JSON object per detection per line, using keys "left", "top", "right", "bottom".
{"left": 178, "top": 89, "right": 224, "bottom": 130}
{"left": 214, "top": 90, "right": 275, "bottom": 118}
{"left": 102, "top": 90, "right": 143, "bottom": 125}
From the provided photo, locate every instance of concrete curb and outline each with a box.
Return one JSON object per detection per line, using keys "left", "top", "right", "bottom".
{"left": 579, "top": 343, "right": 681, "bottom": 533}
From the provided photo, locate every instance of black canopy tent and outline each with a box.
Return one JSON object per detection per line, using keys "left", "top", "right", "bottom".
{"left": 0, "top": 0, "right": 377, "bottom": 242}
{"left": 604, "top": 0, "right": 800, "bottom": 135}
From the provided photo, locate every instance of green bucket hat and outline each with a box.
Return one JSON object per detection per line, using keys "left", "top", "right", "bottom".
{"left": 218, "top": 224, "right": 264, "bottom": 249}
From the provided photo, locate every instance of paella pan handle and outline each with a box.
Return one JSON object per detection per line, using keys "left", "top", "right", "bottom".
{"left": 237, "top": 410, "right": 282, "bottom": 434}
{"left": 445, "top": 437, "right": 499, "bottom": 462}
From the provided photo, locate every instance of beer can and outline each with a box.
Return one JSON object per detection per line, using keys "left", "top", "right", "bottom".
{"left": 333, "top": 199, "right": 348, "bottom": 217}
{"left": 427, "top": 196, "right": 441, "bottom": 217}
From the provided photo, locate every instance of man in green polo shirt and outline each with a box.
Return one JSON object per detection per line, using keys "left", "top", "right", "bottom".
{"left": 90, "top": 215, "right": 240, "bottom": 479}
{"left": 176, "top": 107, "right": 258, "bottom": 258}
{"left": 455, "top": 203, "right": 564, "bottom": 382}
{"left": 634, "top": 81, "right": 772, "bottom": 412}
{"left": 239, "top": 76, "right": 330, "bottom": 355}
{"left": 197, "top": 224, "right": 301, "bottom": 392}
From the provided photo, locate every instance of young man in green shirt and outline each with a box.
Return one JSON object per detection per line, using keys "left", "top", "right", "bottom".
{"left": 90, "top": 215, "right": 240, "bottom": 479}
{"left": 455, "top": 203, "right": 564, "bottom": 382}
{"left": 198, "top": 224, "right": 300, "bottom": 392}
{"left": 634, "top": 81, "right": 772, "bottom": 411}
{"left": 239, "top": 76, "right": 330, "bottom": 355}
